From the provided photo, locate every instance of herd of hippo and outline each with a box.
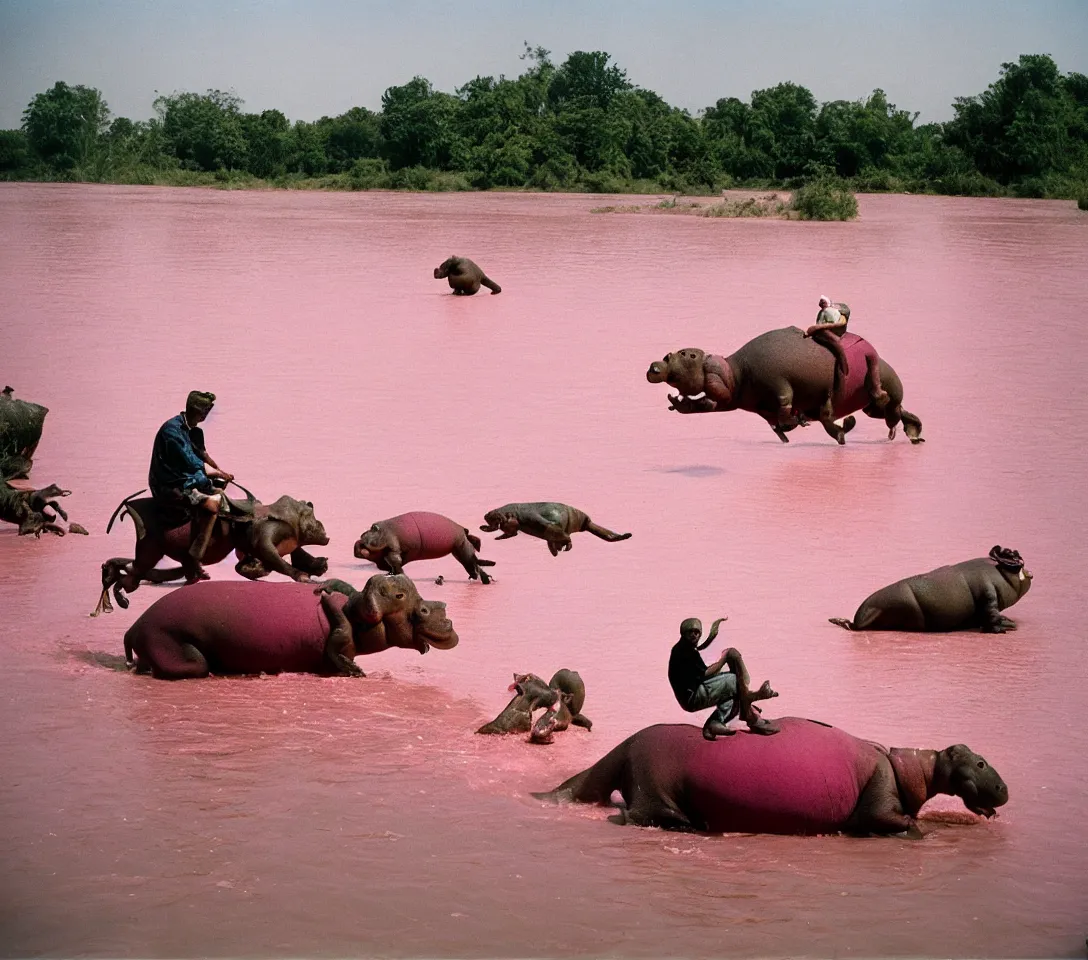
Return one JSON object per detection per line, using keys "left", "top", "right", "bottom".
{"left": 2, "top": 260, "right": 1023, "bottom": 839}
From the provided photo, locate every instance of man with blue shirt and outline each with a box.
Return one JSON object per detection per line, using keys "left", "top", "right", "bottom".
{"left": 148, "top": 390, "right": 233, "bottom": 582}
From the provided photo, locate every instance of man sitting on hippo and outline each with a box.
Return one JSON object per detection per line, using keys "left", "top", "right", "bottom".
{"left": 804, "top": 296, "right": 889, "bottom": 414}
{"left": 148, "top": 390, "right": 234, "bottom": 583}
{"left": 668, "top": 616, "right": 779, "bottom": 740}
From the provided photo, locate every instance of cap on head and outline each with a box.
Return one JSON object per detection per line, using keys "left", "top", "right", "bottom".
{"left": 186, "top": 390, "right": 216, "bottom": 416}
{"left": 680, "top": 617, "right": 702, "bottom": 634}
{"left": 818, "top": 295, "right": 831, "bottom": 308}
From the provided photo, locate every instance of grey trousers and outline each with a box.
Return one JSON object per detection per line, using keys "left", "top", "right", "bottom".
{"left": 685, "top": 671, "right": 738, "bottom": 725}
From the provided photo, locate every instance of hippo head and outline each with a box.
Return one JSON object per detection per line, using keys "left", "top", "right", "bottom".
{"left": 646, "top": 349, "right": 708, "bottom": 396}
{"left": 414, "top": 600, "right": 458, "bottom": 651}
{"left": 530, "top": 692, "right": 574, "bottom": 744}
{"left": 358, "top": 573, "right": 421, "bottom": 626}
{"left": 938, "top": 744, "right": 1008, "bottom": 819}
{"left": 989, "top": 545, "right": 1032, "bottom": 600}
{"left": 434, "top": 256, "right": 458, "bottom": 279}
{"left": 354, "top": 522, "right": 391, "bottom": 561}
{"left": 266, "top": 496, "right": 330, "bottom": 547}
{"left": 296, "top": 500, "right": 330, "bottom": 547}
{"left": 511, "top": 673, "right": 558, "bottom": 709}
{"left": 481, "top": 507, "right": 518, "bottom": 535}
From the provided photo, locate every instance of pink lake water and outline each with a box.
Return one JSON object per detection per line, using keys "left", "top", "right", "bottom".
{"left": 1, "top": 184, "right": 1087, "bottom": 958}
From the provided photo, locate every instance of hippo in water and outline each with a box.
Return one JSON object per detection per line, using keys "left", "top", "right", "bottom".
{"left": 533, "top": 720, "right": 1007, "bottom": 836}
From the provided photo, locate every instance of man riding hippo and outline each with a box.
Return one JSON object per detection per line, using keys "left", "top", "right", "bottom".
{"left": 804, "top": 296, "right": 889, "bottom": 416}
{"left": 668, "top": 617, "right": 778, "bottom": 740}
{"left": 148, "top": 391, "right": 234, "bottom": 583}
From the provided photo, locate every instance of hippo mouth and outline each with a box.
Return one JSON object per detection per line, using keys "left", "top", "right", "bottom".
{"left": 966, "top": 803, "right": 997, "bottom": 819}
{"left": 354, "top": 543, "right": 372, "bottom": 560}
{"left": 646, "top": 361, "right": 669, "bottom": 383}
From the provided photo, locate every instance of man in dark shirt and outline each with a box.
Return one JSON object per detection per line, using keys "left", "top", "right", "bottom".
{"left": 148, "top": 390, "right": 233, "bottom": 582}
{"left": 668, "top": 617, "right": 779, "bottom": 741}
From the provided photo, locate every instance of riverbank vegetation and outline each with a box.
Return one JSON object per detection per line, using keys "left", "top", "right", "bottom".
{"left": 2, "top": 48, "right": 1086, "bottom": 202}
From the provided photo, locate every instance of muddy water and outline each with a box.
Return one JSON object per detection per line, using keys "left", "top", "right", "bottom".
{"left": 1, "top": 184, "right": 1086, "bottom": 957}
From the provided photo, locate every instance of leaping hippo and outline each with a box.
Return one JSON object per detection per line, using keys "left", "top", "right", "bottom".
{"left": 481, "top": 502, "right": 631, "bottom": 557}
{"left": 354, "top": 511, "right": 494, "bottom": 583}
{"left": 645, "top": 328, "right": 923, "bottom": 444}
{"left": 123, "top": 576, "right": 457, "bottom": 680}
{"left": 433, "top": 256, "right": 501, "bottom": 295}
{"left": 830, "top": 546, "right": 1032, "bottom": 633}
{"left": 533, "top": 720, "right": 1007, "bottom": 836}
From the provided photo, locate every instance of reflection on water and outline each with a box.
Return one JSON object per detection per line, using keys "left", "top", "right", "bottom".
{"left": 1, "top": 185, "right": 1086, "bottom": 957}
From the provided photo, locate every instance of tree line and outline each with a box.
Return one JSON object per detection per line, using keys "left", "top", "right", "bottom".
{"left": 2, "top": 46, "right": 1086, "bottom": 200}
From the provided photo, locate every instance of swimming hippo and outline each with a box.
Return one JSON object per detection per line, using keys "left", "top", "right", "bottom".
{"left": 433, "top": 256, "right": 501, "bottom": 295}
{"left": 123, "top": 576, "right": 457, "bottom": 680}
{"left": 645, "top": 328, "right": 923, "bottom": 444}
{"left": 481, "top": 502, "right": 631, "bottom": 557}
{"left": 533, "top": 720, "right": 1007, "bottom": 836}
{"left": 477, "top": 669, "right": 593, "bottom": 740}
{"left": 830, "top": 546, "right": 1032, "bottom": 633}
{"left": 354, "top": 511, "right": 494, "bottom": 583}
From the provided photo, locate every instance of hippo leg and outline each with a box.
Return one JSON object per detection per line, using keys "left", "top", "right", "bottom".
{"left": 773, "top": 381, "right": 796, "bottom": 426}
{"left": 130, "top": 628, "right": 211, "bottom": 680}
{"left": 848, "top": 756, "right": 923, "bottom": 838}
{"left": 452, "top": 539, "right": 491, "bottom": 584}
{"left": 819, "top": 415, "right": 847, "bottom": 445}
{"left": 581, "top": 520, "right": 632, "bottom": 543}
{"left": 319, "top": 592, "right": 365, "bottom": 676}
{"left": 250, "top": 526, "right": 313, "bottom": 582}
{"left": 547, "top": 534, "right": 574, "bottom": 557}
{"left": 290, "top": 547, "right": 328, "bottom": 577}
{"left": 613, "top": 798, "right": 696, "bottom": 832}
{"left": 978, "top": 584, "right": 1016, "bottom": 633}
{"left": 93, "top": 557, "right": 133, "bottom": 616}
{"left": 898, "top": 407, "right": 924, "bottom": 444}
{"left": 571, "top": 713, "right": 593, "bottom": 730}
{"left": 865, "top": 355, "right": 890, "bottom": 407}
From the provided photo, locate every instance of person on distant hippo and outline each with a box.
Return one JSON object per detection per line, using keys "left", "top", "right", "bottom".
{"left": 148, "top": 390, "right": 234, "bottom": 583}
{"left": 668, "top": 617, "right": 779, "bottom": 741}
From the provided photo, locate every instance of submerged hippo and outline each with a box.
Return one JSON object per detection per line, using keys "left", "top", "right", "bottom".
{"left": 123, "top": 577, "right": 457, "bottom": 680}
{"left": 433, "top": 256, "right": 501, "bottom": 295}
{"left": 830, "top": 546, "right": 1032, "bottom": 633}
{"left": 533, "top": 720, "right": 1007, "bottom": 836}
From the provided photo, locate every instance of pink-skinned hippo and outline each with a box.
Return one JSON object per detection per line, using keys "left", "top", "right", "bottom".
{"left": 123, "top": 578, "right": 457, "bottom": 680}
{"left": 533, "top": 720, "right": 1007, "bottom": 836}
{"left": 354, "top": 511, "right": 494, "bottom": 583}
{"left": 646, "top": 327, "right": 923, "bottom": 445}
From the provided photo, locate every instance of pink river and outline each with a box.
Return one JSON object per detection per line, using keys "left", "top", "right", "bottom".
{"left": 1, "top": 184, "right": 1086, "bottom": 957}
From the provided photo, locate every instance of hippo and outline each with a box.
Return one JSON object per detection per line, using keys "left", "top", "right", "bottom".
{"left": 123, "top": 576, "right": 457, "bottom": 680}
{"left": 94, "top": 492, "right": 330, "bottom": 615}
{"left": 481, "top": 502, "right": 631, "bottom": 557}
{"left": 533, "top": 720, "right": 1007, "bottom": 836}
{"left": 478, "top": 669, "right": 593, "bottom": 740}
{"left": 0, "top": 480, "right": 88, "bottom": 537}
{"left": 530, "top": 669, "right": 593, "bottom": 744}
{"left": 354, "top": 511, "right": 494, "bottom": 583}
{"left": 830, "top": 546, "right": 1032, "bottom": 634}
{"left": 645, "top": 328, "right": 923, "bottom": 444}
{"left": 433, "top": 256, "right": 501, "bottom": 295}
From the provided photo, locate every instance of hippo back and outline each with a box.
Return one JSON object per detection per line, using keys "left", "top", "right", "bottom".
{"left": 640, "top": 719, "right": 879, "bottom": 834}
{"left": 129, "top": 581, "right": 345, "bottom": 675}
{"left": 389, "top": 512, "right": 462, "bottom": 561}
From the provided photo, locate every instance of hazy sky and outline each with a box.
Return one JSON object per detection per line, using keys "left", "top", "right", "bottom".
{"left": 2, "top": 0, "right": 1086, "bottom": 129}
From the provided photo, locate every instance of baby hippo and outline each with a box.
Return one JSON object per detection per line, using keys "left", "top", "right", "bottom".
{"left": 433, "top": 256, "right": 501, "bottom": 295}
{"left": 354, "top": 511, "right": 494, "bottom": 584}
{"left": 481, "top": 502, "right": 631, "bottom": 557}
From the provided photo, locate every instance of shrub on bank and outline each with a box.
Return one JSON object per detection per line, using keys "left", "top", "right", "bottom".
{"left": 1079, "top": 195, "right": 1088, "bottom": 211}
{"left": 789, "top": 179, "right": 859, "bottom": 220}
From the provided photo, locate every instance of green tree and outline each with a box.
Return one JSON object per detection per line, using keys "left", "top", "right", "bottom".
{"left": 0, "top": 129, "right": 33, "bottom": 174}
{"left": 380, "top": 77, "right": 464, "bottom": 169}
{"left": 318, "top": 107, "right": 382, "bottom": 172}
{"left": 155, "top": 89, "right": 248, "bottom": 171}
{"left": 748, "top": 82, "right": 818, "bottom": 179}
{"left": 22, "top": 81, "right": 110, "bottom": 170}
